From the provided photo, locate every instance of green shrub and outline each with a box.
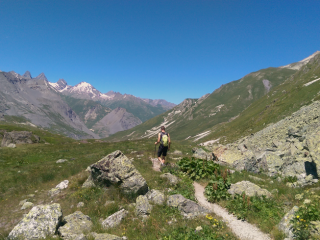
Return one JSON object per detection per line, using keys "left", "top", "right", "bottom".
{"left": 204, "top": 169, "right": 231, "bottom": 202}
{"left": 177, "top": 157, "right": 220, "bottom": 180}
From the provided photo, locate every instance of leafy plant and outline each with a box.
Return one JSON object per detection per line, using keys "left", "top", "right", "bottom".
{"left": 177, "top": 157, "right": 220, "bottom": 180}
{"left": 283, "top": 175, "right": 298, "bottom": 183}
{"left": 205, "top": 169, "right": 231, "bottom": 202}
{"left": 291, "top": 194, "right": 320, "bottom": 240}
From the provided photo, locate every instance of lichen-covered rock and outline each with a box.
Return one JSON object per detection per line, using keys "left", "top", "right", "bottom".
{"left": 56, "top": 180, "right": 69, "bottom": 190}
{"left": 310, "top": 220, "right": 320, "bottom": 238}
{"left": 167, "top": 194, "right": 210, "bottom": 218}
{"left": 1, "top": 131, "right": 40, "bottom": 147}
{"left": 101, "top": 209, "right": 128, "bottom": 229}
{"left": 8, "top": 203, "right": 62, "bottom": 239}
{"left": 86, "top": 150, "right": 148, "bottom": 195}
{"left": 160, "top": 173, "right": 179, "bottom": 186}
{"left": 227, "top": 181, "right": 272, "bottom": 198}
{"left": 278, "top": 206, "right": 299, "bottom": 239}
{"left": 193, "top": 148, "right": 211, "bottom": 160}
{"left": 135, "top": 195, "right": 152, "bottom": 217}
{"left": 48, "top": 187, "right": 61, "bottom": 197}
{"left": 77, "top": 202, "right": 84, "bottom": 208}
{"left": 21, "top": 202, "right": 34, "bottom": 210}
{"left": 145, "top": 189, "right": 165, "bottom": 205}
{"left": 59, "top": 211, "right": 93, "bottom": 239}
{"left": 82, "top": 175, "right": 96, "bottom": 188}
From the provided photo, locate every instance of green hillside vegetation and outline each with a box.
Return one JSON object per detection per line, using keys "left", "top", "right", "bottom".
{"left": 202, "top": 51, "right": 320, "bottom": 143}
{"left": 62, "top": 95, "right": 112, "bottom": 129}
{"left": 106, "top": 67, "right": 297, "bottom": 142}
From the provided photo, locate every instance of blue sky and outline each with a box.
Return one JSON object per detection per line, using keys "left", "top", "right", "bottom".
{"left": 1, "top": 0, "right": 319, "bottom": 104}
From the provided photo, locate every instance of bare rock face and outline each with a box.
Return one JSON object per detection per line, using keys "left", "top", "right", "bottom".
{"left": 85, "top": 150, "right": 148, "bottom": 195}
{"left": 8, "top": 203, "right": 62, "bottom": 239}
{"left": 1, "top": 131, "right": 40, "bottom": 147}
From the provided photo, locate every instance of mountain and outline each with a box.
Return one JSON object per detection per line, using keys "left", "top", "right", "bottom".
{"left": 0, "top": 71, "right": 99, "bottom": 139}
{"left": 91, "top": 107, "right": 142, "bottom": 137}
{"left": 106, "top": 51, "right": 320, "bottom": 142}
{"left": 49, "top": 80, "right": 176, "bottom": 122}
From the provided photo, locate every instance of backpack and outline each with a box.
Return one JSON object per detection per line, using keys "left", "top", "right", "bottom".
{"left": 160, "top": 132, "right": 169, "bottom": 147}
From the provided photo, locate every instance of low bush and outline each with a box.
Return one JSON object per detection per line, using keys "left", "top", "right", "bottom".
{"left": 205, "top": 169, "right": 231, "bottom": 202}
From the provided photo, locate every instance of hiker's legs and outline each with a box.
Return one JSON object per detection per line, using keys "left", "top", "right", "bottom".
{"left": 162, "top": 156, "right": 166, "bottom": 164}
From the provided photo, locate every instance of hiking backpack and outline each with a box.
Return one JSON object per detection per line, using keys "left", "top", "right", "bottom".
{"left": 160, "top": 132, "right": 169, "bottom": 147}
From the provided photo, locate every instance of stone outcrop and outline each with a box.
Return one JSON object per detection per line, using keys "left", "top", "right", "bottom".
{"left": 227, "top": 181, "right": 272, "bottom": 198}
{"left": 58, "top": 211, "right": 93, "bottom": 239}
{"left": 1, "top": 131, "right": 40, "bottom": 147}
{"left": 101, "top": 209, "right": 128, "bottom": 229}
{"left": 211, "top": 101, "right": 320, "bottom": 183}
{"left": 145, "top": 189, "right": 165, "bottom": 205}
{"left": 135, "top": 195, "right": 152, "bottom": 217}
{"left": 167, "top": 194, "right": 210, "bottom": 218}
{"left": 160, "top": 173, "right": 179, "bottom": 186}
{"left": 192, "top": 148, "right": 212, "bottom": 160}
{"left": 84, "top": 150, "right": 148, "bottom": 195}
{"left": 48, "top": 180, "right": 69, "bottom": 197}
{"left": 278, "top": 206, "right": 299, "bottom": 239}
{"left": 8, "top": 203, "right": 62, "bottom": 239}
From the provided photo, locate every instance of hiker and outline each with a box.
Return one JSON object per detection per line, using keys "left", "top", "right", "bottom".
{"left": 155, "top": 126, "right": 171, "bottom": 165}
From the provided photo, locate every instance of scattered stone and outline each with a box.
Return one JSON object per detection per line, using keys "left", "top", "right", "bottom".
{"left": 27, "top": 194, "right": 35, "bottom": 198}
{"left": 7, "top": 143, "right": 16, "bottom": 148}
{"left": 130, "top": 151, "right": 138, "bottom": 154}
{"left": 135, "top": 195, "right": 152, "bottom": 217}
{"left": 172, "top": 150, "right": 182, "bottom": 155}
{"left": 8, "top": 203, "right": 62, "bottom": 240}
{"left": 21, "top": 202, "right": 34, "bottom": 210}
{"left": 167, "top": 194, "right": 210, "bottom": 218}
{"left": 56, "top": 159, "right": 68, "bottom": 163}
{"left": 136, "top": 154, "right": 144, "bottom": 157}
{"left": 85, "top": 150, "right": 148, "bottom": 195}
{"left": 77, "top": 202, "right": 85, "bottom": 208}
{"left": 59, "top": 211, "right": 93, "bottom": 239}
{"left": 19, "top": 199, "right": 28, "bottom": 206}
{"left": 167, "top": 217, "right": 177, "bottom": 225}
{"left": 160, "top": 173, "right": 179, "bottom": 186}
{"left": 278, "top": 206, "right": 299, "bottom": 239}
{"left": 48, "top": 188, "right": 61, "bottom": 197}
{"left": 145, "top": 189, "right": 165, "bottom": 205}
{"left": 101, "top": 209, "right": 128, "bottom": 229}
{"left": 227, "top": 181, "right": 272, "bottom": 198}
{"left": 310, "top": 221, "right": 320, "bottom": 238}
{"left": 56, "top": 180, "right": 69, "bottom": 190}
{"left": 248, "top": 175, "right": 265, "bottom": 182}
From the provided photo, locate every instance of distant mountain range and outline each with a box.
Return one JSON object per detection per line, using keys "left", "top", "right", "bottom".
{"left": 0, "top": 71, "right": 176, "bottom": 139}
{"left": 107, "top": 51, "right": 320, "bottom": 143}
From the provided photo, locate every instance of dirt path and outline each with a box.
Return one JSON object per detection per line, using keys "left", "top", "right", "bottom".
{"left": 193, "top": 182, "right": 271, "bottom": 240}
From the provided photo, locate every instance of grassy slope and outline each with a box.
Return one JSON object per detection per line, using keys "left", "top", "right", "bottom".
{"left": 107, "top": 67, "right": 296, "bottom": 142}
{"left": 61, "top": 95, "right": 112, "bottom": 129}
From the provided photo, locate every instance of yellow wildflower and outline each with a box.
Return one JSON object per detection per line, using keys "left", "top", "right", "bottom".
{"left": 297, "top": 216, "right": 300, "bottom": 218}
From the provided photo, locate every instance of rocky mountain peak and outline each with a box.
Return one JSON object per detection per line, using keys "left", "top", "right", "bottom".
{"left": 22, "top": 71, "right": 32, "bottom": 79}
{"left": 57, "top": 79, "right": 67, "bottom": 88}
{"left": 36, "top": 73, "right": 48, "bottom": 81}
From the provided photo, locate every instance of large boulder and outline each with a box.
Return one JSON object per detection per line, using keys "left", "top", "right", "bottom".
{"left": 85, "top": 150, "right": 148, "bottom": 195}
{"left": 145, "top": 189, "right": 165, "bottom": 205}
{"left": 58, "top": 211, "right": 93, "bottom": 239}
{"left": 135, "top": 195, "right": 152, "bottom": 217}
{"left": 278, "top": 206, "right": 299, "bottom": 239}
{"left": 227, "top": 181, "right": 272, "bottom": 198}
{"left": 8, "top": 203, "right": 62, "bottom": 239}
{"left": 167, "top": 194, "right": 210, "bottom": 218}
{"left": 160, "top": 173, "right": 179, "bottom": 186}
{"left": 1, "top": 131, "right": 40, "bottom": 147}
{"left": 101, "top": 209, "right": 128, "bottom": 229}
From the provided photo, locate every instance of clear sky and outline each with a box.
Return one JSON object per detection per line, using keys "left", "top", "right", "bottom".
{"left": 1, "top": 0, "right": 319, "bottom": 104}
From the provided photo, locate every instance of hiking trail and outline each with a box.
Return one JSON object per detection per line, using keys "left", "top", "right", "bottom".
{"left": 193, "top": 182, "right": 271, "bottom": 240}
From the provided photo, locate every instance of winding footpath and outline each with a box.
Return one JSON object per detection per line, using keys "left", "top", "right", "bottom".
{"left": 193, "top": 182, "right": 271, "bottom": 240}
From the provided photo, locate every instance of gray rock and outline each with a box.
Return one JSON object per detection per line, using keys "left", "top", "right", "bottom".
{"left": 7, "top": 143, "right": 16, "bottom": 148}
{"left": 56, "top": 159, "right": 68, "bottom": 163}
{"left": 48, "top": 187, "right": 61, "bottom": 197}
{"left": 248, "top": 175, "right": 265, "bottom": 182}
{"left": 86, "top": 150, "right": 148, "bottom": 195}
{"left": 19, "top": 199, "right": 28, "bottom": 206}
{"left": 192, "top": 148, "right": 211, "bottom": 160}
{"left": 101, "top": 209, "right": 128, "bottom": 229}
{"left": 59, "top": 211, "right": 93, "bottom": 239}
{"left": 8, "top": 203, "right": 62, "bottom": 239}
{"left": 82, "top": 175, "right": 96, "bottom": 188}
{"left": 160, "top": 173, "right": 179, "bottom": 186}
{"left": 77, "top": 202, "right": 84, "bottom": 208}
{"left": 145, "top": 189, "right": 165, "bottom": 205}
{"left": 135, "top": 195, "right": 152, "bottom": 217}
{"left": 278, "top": 206, "right": 299, "bottom": 239}
{"left": 90, "top": 232, "right": 123, "bottom": 240}
{"left": 21, "top": 202, "right": 34, "bottom": 210}
{"left": 1, "top": 131, "right": 40, "bottom": 147}
{"left": 56, "top": 180, "right": 69, "bottom": 189}
{"left": 167, "top": 194, "right": 210, "bottom": 218}
{"left": 172, "top": 150, "right": 182, "bottom": 155}
{"left": 228, "top": 181, "right": 272, "bottom": 198}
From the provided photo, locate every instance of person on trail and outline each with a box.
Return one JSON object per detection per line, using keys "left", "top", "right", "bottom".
{"left": 155, "top": 126, "right": 171, "bottom": 165}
